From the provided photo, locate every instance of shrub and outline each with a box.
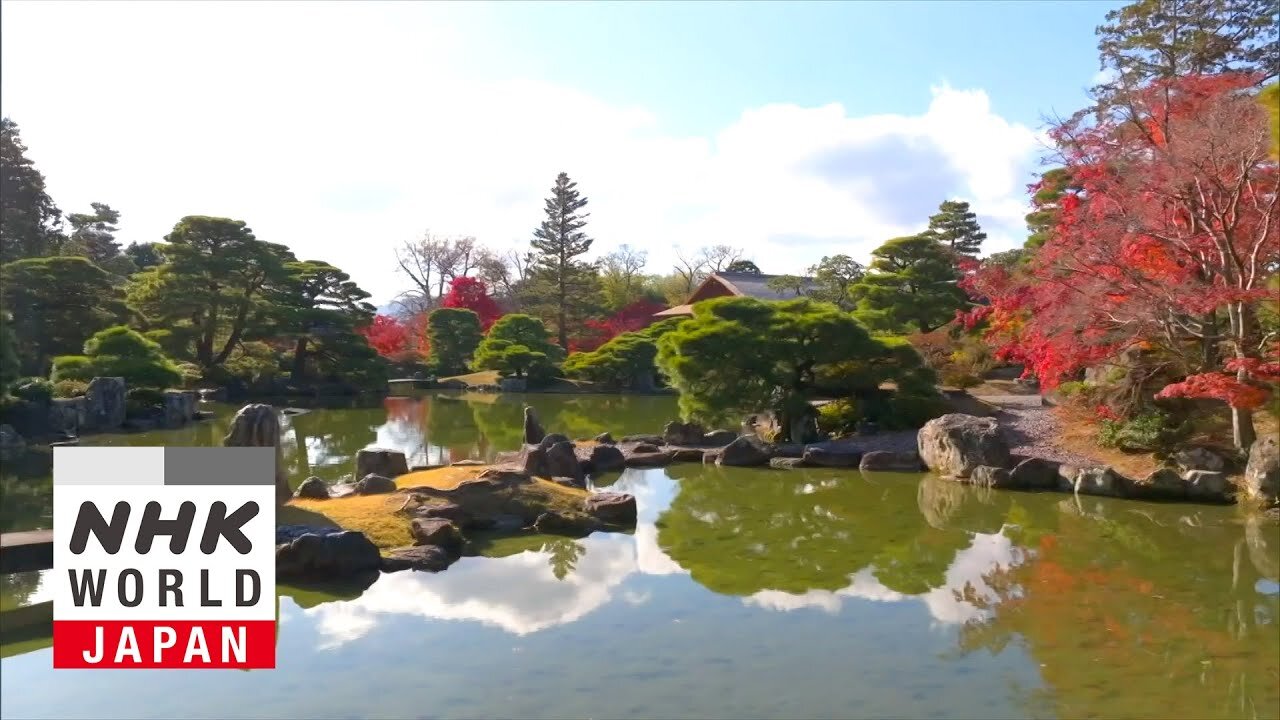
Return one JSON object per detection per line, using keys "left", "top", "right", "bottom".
{"left": 474, "top": 315, "right": 564, "bottom": 384}
{"left": 50, "top": 356, "right": 96, "bottom": 382}
{"left": 817, "top": 399, "right": 859, "bottom": 435}
{"left": 11, "top": 378, "right": 53, "bottom": 403}
{"left": 52, "top": 326, "right": 183, "bottom": 389}
{"left": 125, "top": 387, "right": 166, "bottom": 418}
{"left": 883, "top": 389, "right": 949, "bottom": 430}
{"left": 940, "top": 370, "right": 982, "bottom": 389}
{"left": 52, "top": 379, "right": 89, "bottom": 398}
{"left": 1096, "top": 411, "right": 1190, "bottom": 453}
{"left": 175, "top": 362, "right": 203, "bottom": 389}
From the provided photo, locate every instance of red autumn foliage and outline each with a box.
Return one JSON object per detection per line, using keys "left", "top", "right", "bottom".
{"left": 573, "top": 298, "right": 666, "bottom": 352}
{"left": 440, "top": 277, "right": 502, "bottom": 330}
{"left": 358, "top": 315, "right": 410, "bottom": 358}
{"left": 1156, "top": 343, "right": 1280, "bottom": 409}
{"left": 963, "top": 74, "right": 1279, "bottom": 396}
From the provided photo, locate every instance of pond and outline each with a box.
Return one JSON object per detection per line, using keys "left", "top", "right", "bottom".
{"left": 2, "top": 393, "right": 1278, "bottom": 719}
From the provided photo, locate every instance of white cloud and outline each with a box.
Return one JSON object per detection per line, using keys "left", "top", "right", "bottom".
{"left": 742, "top": 530, "right": 1025, "bottom": 625}
{"left": 2, "top": 1, "right": 1044, "bottom": 304}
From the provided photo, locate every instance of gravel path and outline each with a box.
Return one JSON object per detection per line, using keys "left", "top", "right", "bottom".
{"left": 987, "top": 399, "right": 1104, "bottom": 467}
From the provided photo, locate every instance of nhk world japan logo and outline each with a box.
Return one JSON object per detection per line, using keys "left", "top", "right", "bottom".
{"left": 52, "top": 447, "right": 277, "bottom": 669}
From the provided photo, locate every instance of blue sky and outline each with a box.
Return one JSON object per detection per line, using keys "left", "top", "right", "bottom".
{"left": 0, "top": 0, "right": 1125, "bottom": 303}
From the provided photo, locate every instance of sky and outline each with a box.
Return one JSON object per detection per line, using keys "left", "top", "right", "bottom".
{"left": 0, "top": 0, "right": 1125, "bottom": 305}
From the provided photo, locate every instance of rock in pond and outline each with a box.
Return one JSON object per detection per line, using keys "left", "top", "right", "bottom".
{"left": 85, "top": 376, "right": 127, "bottom": 431}
{"left": 1244, "top": 436, "right": 1280, "bottom": 507}
{"left": 1008, "top": 457, "right": 1061, "bottom": 490}
{"left": 624, "top": 449, "right": 675, "bottom": 468}
{"left": 382, "top": 545, "right": 457, "bottom": 573}
{"left": 663, "top": 420, "right": 706, "bottom": 446}
{"left": 532, "top": 511, "right": 602, "bottom": 536}
{"left": 1072, "top": 466, "right": 1131, "bottom": 497}
{"left": 968, "top": 465, "right": 1012, "bottom": 489}
{"left": 770, "top": 457, "right": 806, "bottom": 470}
{"left": 224, "top": 402, "right": 291, "bottom": 504}
{"left": 277, "top": 530, "right": 381, "bottom": 580}
{"left": 717, "top": 436, "right": 772, "bottom": 467}
{"left": 631, "top": 442, "right": 661, "bottom": 453}
{"left": 702, "top": 429, "right": 738, "bottom": 447}
{"left": 801, "top": 446, "right": 862, "bottom": 468}
{"left": 523, "top": 406, "right": 546, "bottom": 444}
{"left": 670, "top": 447, "right": 707, "bottom": 463}
{"left": 619, "top": 434, "right": 664, "bottom": 446}
{"left": 410, "top": 517, "right": 464, "bottom": 551}
{"left": 595, "top": 431, "right": 616, "bottom": 444}
{"left": 355, "top": 473, "right": 397, "bottom": 495}
{"left": 355, "top": 447, "right": 409, "bottom": 480}
{"left": 161, "top": 389, "right": 198, "bottom": 427}
{"left": 416, "top": 502, "right": 475, "bottom": 528}
{"left": 917, "top": 414, "right": 1011, "bottom": 478}
{"left": 587, "top": 444, "right": 626, "bottom": 474}
{"left": 294, "top": 476, "right": 330, "bottom": 499}
{"left": 499, "top": 377, "right": 527, "bottom": 392}
{"left": 1183, "top": 470, "right": 1232, "bottom": 503}
{"left": 1130, "top": 468, "right": 1187, "bottom": 500}
{"left": 859, "top": 451, "right": 923, "bottom": 472}
{"left": 524, "top": 440, "right": 585, "bottom": 483}
{"left": 584, "top": 492, "right": 638, "bottom": 526}
{"left": 539, "top": 433, "right": 572, "bottom": 448}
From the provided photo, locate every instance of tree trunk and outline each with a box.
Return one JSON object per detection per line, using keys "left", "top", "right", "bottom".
{"left": 290, "top": 337, "right": 309, "bottom": 381}
{"left": 198, "top": 297, "right": 220, "bottom": 367}
{"left": 213, "top": 293, "right": 256, "bottom": 365}
{"left": 1200, "top": 311, "right": 1220, "bottom": 370}
{"left": 1232, "top": 366, "right": 1256, "bottom": 452}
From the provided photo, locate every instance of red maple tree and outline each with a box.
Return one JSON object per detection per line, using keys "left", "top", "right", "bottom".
{"left": 357, "top": 315, "right": 410, "bottom": 358}
{"left": 573, "top": 298, "right": 666, "bottom": 352}
{"left": 440, "top": 276, "right": 502, "bottom": 331}
{"left": 964, "top": 73, "right": 1279, "bottom": 449}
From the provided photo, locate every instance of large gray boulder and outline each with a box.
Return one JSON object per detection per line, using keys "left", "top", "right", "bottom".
{"left": 276, "top": 530, "right": 381, "bottom": 579}
{"left": 969, "top": 465, "right": 1013, "bottom": 489}
{"left": 355, "top": 447, "right": 409, "bottom": 480}
{"left": 917, "top": 414, "right": 1011, "bottom": 478}
{"left": 539, "top": 433, "right": 571, "bottom": 448}
{"left": 224, "top": 403, "right": 290, "bottom": 503}
{"left": 859, "top": 451, "right": 923, "bottom": 472}
{"left": 523, "top": 406, "right": 546, "bottom": 445}
{"left": 717, "top": 435, "right": 772, "bottom": 467}
{"left": 1243, "top": 436, "right": 1280, "bottom": 507}
{"left": 161, "top": 389, "right": 198, "bottom": 427}
{"left": 663, "top": 420, "right": 706, "bottom": 446}
{"left": 84, "top": 376, "right": 126, "bottom": 430}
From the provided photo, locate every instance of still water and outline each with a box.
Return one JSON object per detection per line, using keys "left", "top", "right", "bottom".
{"left": 2, "top": 392, "right": 1278, "bottom": 719}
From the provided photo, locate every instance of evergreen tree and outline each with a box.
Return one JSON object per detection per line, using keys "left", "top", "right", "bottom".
{"left": 65, "top": 202, "right": 122, "bottom": 265}
{"left": 0, "top": 118, "right": 63, "bottom": 263}
{"left": 426, "top": 307, "right": 483, "bottom": 376}
{"left": 127, "top": 216, "right": 293, "bottom": 368}
{"left": 853, "top": 235, "right": 966, "bottom": 333}
{"left": 725, "top": 259, "right": 761, "bottom": 274}
{"left": 524, "top": 172, "right": 602, "bottom": 349}
{"left": 271, "top": 260, "right": 376, "bottom": 380}
{"left": 1024, "top": 168, "right": 1078, "bottom": 250}
{"left": 924, "top": 200, "right": 986, "bottom": 257}
{"left": 1, "top": 256, "right": 126, "bottom": 374}
{"left": 1095, "top": 0, "right": 1278, "bottom": 99}
{"left": 124, "top": 241, "right": 163, "bottom": 271}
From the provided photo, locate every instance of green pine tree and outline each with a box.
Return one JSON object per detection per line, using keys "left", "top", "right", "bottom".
{"left": 924, "top": 200, "right": 986, "bottom": 257}
{"left": 524, "top": 172, "right": 602, "bottom": 349}
{"left": 1, "top": 118, "right": 64, "bottom": 263}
